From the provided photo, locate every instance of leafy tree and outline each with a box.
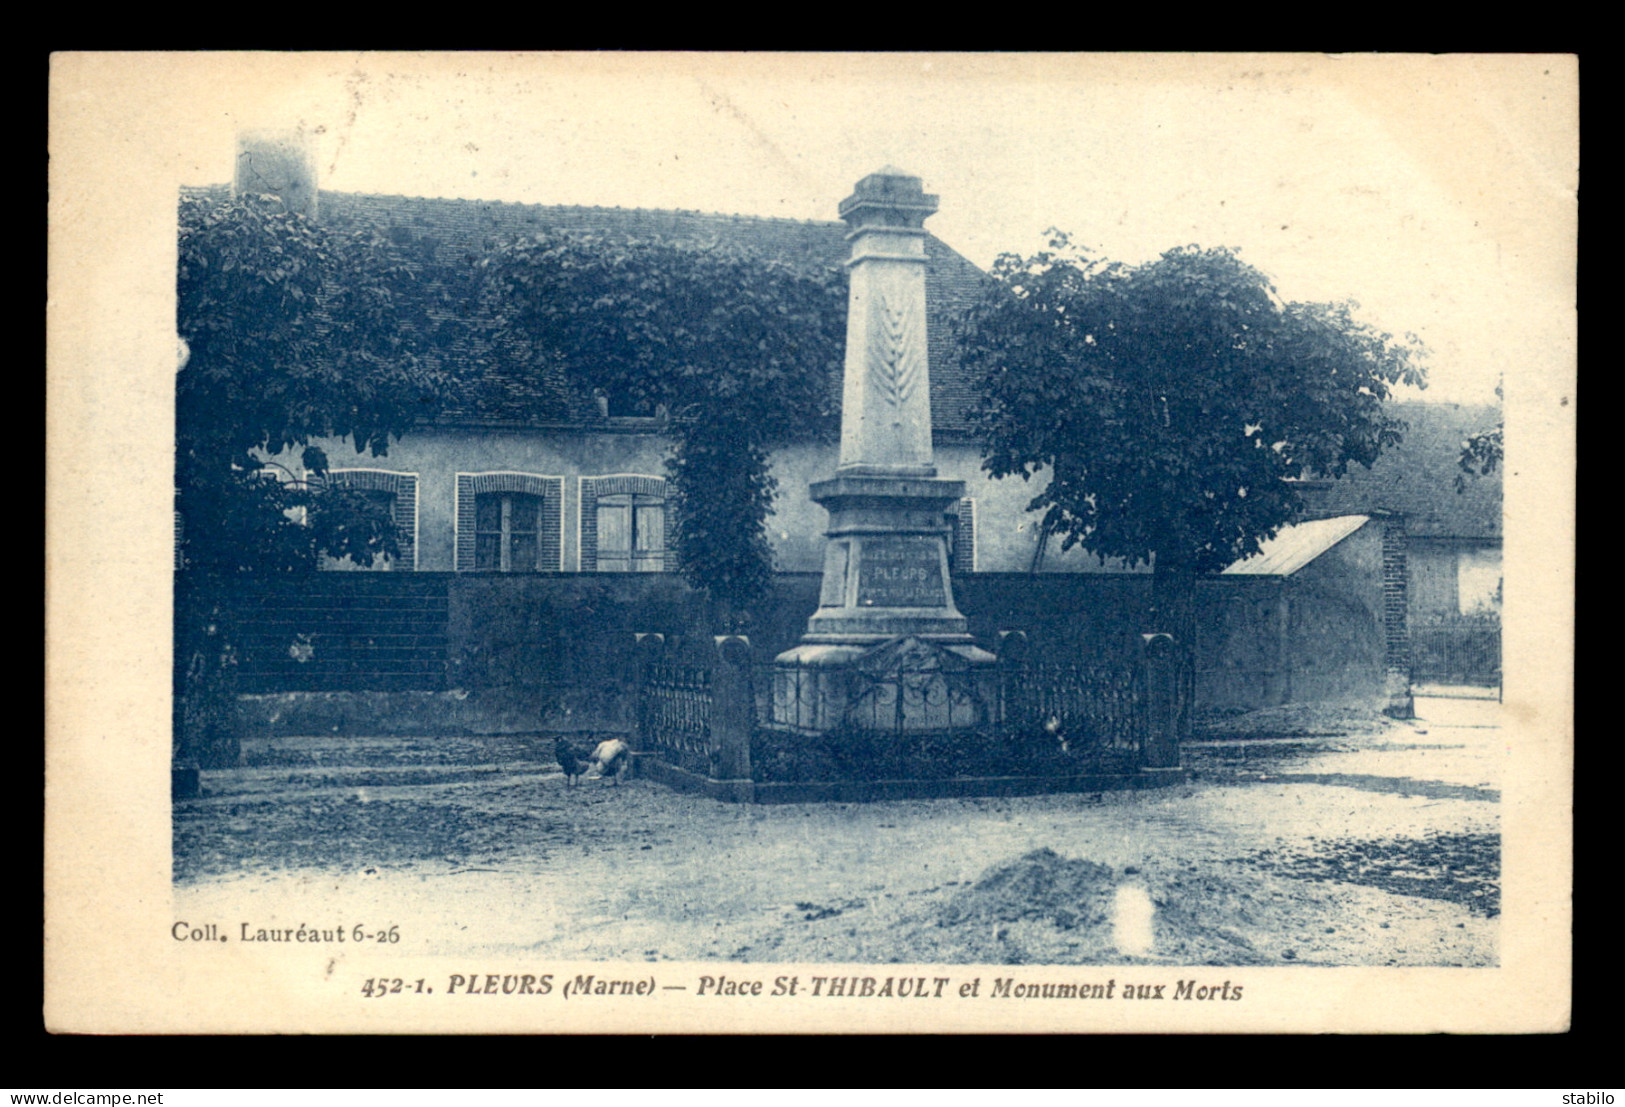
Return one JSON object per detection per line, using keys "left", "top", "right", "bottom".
{"left": 960, "top": 234, "right": 1427, "bottom": 727}
{"left": 176, "top": 192, "right": 448, "bottom": 573}
{"left": 478, "top": 233, "right": 845, "bottom": 624}
{"left": 174, "top": 192, "right": 449, "bottom": 765}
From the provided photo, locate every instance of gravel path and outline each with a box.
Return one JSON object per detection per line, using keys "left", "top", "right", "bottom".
{"left": 174, "top": 696, "right": 1500, "bottom": 966}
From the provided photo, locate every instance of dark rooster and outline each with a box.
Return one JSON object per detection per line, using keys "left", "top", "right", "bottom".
{"left": 554, "top": 737, "right": 592, "bottom": 787}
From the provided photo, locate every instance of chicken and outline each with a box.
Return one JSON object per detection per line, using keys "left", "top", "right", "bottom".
{"left": 1045, "top": 715, "right": 1071, "bottom": 754}
{"left": 554, "top": 737, "right": 591, "bottom": 787}
{"left": 589, "top": 738, "right": 631, "bottom": 785}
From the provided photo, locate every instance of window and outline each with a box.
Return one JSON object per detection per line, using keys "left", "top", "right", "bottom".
{"left": 324, "top": 469, "right": 419, "bottom": 570}
{"left": 475, "top": 491, "right": 544, "bottom": 571}
{"left": 456, "top": 473, "right": 563, "bottom": 572}
{"left": 580, "top": 475, "right": 669, "bottom": 572}
{"left": 596, "top": 492, "right": 665, "bottom": 572}
{"left": 1456, "top": 547, "right": 1502, "bottom": 616}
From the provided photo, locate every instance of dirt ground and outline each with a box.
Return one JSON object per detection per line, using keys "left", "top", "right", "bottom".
{"left": 173, "top": 694, "right": 1501, "bottom": 966}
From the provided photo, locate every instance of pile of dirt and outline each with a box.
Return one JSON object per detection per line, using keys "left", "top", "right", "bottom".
{"left": 939, "top": 849, "right": 1117, "bottom": 934}
{"left": 927, "top": 847, "right": 1447, "bottom": 966}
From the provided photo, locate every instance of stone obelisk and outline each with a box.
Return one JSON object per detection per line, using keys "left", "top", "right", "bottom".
{"left": 773, "top": 168, "right": 997, "bottom": 733}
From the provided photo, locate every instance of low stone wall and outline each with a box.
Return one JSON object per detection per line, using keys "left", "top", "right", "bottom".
{"left": 235, "top": 687, "right": 629, "bottom": 738}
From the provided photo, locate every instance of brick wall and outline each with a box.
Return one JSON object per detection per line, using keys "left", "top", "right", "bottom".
{"left": 187, "top": 561, "right": 1401, "bottom": 710}
{"left": 1381, "top": 514, "right": 1411, "bottom": 678}
{"left": 1379, "top": 513, "right": 1414, "bottom": 714}
{"left": 198, "top": 573, "right": 450, "bottom": 693}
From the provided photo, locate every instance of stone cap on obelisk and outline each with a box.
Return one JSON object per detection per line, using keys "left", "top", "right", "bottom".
{"left": 837, "top": 167, "right": 940, "bottom": 230}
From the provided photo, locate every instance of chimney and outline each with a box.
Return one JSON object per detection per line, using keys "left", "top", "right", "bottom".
{"left": 233, "top": 128, "right": 318, "bottom": 220}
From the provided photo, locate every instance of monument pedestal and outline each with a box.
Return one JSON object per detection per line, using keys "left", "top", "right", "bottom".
{"left": 773, "top": 472, "right": 999, "bottom": 733}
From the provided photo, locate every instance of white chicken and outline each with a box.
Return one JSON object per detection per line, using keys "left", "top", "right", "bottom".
{"left": 1045, "top": 714, "right": 1071, "bottom": 754}
{"left": 589, "top": 738, "right": 632, "bottom": 785}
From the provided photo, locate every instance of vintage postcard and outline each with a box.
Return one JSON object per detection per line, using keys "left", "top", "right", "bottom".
{"left": 46, "top": 52, "right": 1574, "bottom": 1034}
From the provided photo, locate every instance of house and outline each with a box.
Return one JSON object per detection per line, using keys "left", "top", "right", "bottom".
{"left": 182, "top": 180, "right": 1022, "bottom": 576}
{"left": 181, "top": 143, "right": 1495, "bottom": 710}
{"left": 186, "top": 170, "right": 1498, "bottom": 590}
{"left": 1305, "top": 402, "right": 1503, "bottom": 620}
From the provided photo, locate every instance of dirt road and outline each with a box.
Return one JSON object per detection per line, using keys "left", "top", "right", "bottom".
{"left": 173, "top": 696, "right": 1500, "bottom": 966}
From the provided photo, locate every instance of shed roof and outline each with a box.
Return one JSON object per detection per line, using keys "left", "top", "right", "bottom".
{"left": 1221, "top": 514, "right": 1370, "bottom": 576}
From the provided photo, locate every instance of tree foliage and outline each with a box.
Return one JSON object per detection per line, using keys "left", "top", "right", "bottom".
{"left": 174, "top": 192, "right": 450, "bottom": 766}
{"left": 479, "top": 233, "right": 845, "bottom": 616}
{"left": 961, "top": 234, "right": 1428, "bottom": 579}
{"left": 1455, "top": 379, "right": 1504, "bottom": 494}
{"left": 176, "top": 193, "right": 449, "bottom": 571}
{"left": 1455, "top": 424, "right": 1504, "bottom": 493}
{"left": 962, "top": 233, "right": 1426, "bottom": 740}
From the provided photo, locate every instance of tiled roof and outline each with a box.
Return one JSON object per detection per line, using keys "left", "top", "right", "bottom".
{"left": 1305, "top": 402, "right": 1503, "bottom": 539}
{"left": 183, "top": 185, "right": 992, "bottom": 434}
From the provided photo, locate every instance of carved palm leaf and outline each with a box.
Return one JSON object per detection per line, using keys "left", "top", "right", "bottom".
{"left": 868, "top": 293, "right": 924, "bottom": 419}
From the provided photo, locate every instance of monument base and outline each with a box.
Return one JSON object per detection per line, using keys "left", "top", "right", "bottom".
{"left": 800, "top": 472, "right": 973, "bottom": 638}
{"left": 772, "top": 634, "right": 1000, "bottom": 734}
{"left": 774, "top": 471, "right": 999, "bottom": 734}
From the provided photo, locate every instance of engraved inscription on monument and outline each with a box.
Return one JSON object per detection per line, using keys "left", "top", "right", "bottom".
{"left": 857, "top": 538, "right": 945, "bottom": 607}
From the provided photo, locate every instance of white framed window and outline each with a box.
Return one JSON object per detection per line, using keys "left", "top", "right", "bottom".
{"left": 579, "top": 474, "right": 670, "bottom": 572}
{"left": 326, "top": 469, "right": 419, "bottom": 570}
{"left": 455, "top": 473, "right": 563, "bottom": 572}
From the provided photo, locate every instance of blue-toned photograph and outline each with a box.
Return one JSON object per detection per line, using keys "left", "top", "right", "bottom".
{"left": 166, "top": 57, "right": 1521, "bottom": 970}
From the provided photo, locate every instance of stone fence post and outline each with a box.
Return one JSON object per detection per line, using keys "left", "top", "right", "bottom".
{"left": 710, "top": 635, "right": 753, "bottom": 782}
{"left": 995, "top": 630, "right": 1028, "bottom": 720}
{"left": 629, "top": 632, "right": 665, "bottom": 751}
{"left": 1139, "top": 632, "right": 1185, "bottom": 773}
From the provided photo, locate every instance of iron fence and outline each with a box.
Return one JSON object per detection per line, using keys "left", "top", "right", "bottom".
{"left": 763, "top": 657, "right": 997, "bottom": 734}
{"left": 639, "top": 639, "right": 1156, "bottom": 783}
{"left": 1411, "top": 620, "right": 1501, "bottom": 686}
{"left": 638, "top": 660, "right": 713, "bottom": 773}
{"left": 998, "top": 660, "right": 1145, "bottom": 754}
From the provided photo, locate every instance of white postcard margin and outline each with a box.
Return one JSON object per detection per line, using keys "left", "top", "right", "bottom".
{"left": 45, "top": 52, "right": 1575, "bottom": 1034}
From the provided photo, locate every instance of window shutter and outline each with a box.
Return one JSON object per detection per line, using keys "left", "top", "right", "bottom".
{"left": 579, "top": 478, "right": 598, "bottom": 572}
{"left": 583, "top": 475, "right": 669, "bottom": 572}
